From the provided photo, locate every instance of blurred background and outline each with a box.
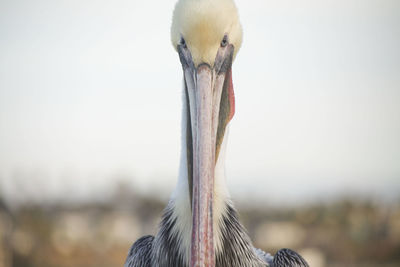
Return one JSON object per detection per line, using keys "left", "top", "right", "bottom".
{"left": 0, "top": 0, "right": 399, "bottom": 266}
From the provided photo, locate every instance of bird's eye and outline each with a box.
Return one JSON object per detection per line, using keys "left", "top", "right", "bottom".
{"left": 180, "top": 37, "right": 187, "bottom": 48}
{"left": 221, "top": 35, "right": 229, "bottom": 47}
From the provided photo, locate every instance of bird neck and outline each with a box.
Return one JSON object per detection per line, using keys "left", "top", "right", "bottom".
{"left": 169, "top": 86, "right": 231, "bottom": 257}
{"left": 175, "top": 83, "right": 231, "bottom": 203}
{"left": 152, "top": 87, "right": 264, "bottom": 266}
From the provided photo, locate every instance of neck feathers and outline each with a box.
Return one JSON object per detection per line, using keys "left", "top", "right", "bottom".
{"left": 170, "top": 85, "right": 231, "bottom": 257}
{"left": 151, "top": 86, "right": 264, "bottom": 266}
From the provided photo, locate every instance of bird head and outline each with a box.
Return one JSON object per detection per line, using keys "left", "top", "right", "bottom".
{"left": 171, "top": 0, "right": 242, "bottom": 266}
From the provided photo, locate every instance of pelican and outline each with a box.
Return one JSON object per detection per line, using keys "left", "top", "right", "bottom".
{"left": 125, "top": 0, "right": 309, "bottom": 266}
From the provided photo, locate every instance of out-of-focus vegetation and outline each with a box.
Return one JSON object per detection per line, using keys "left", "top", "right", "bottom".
{"left": 0, "top": 185, "right": 399, "bottom": 267}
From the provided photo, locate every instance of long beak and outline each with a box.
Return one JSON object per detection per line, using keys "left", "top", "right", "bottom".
{"left": 188, "top": 63, "right": 217, "bottom": 267}
{"left": 179, "top": 44, "right": 234, "bottom": 267}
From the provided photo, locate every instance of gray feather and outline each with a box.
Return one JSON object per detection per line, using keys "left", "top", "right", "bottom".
{"left": 271, "top": 248, "right": 309, "bottom": 267}
{"left": 125, "top": 203, "right": 309, "bottom": 267}
{"left": 124, "top": 235, "right": 153, "bottom": 267}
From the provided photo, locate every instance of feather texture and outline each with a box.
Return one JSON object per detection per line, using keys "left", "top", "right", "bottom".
{"left": 272, "top": 248, "right": 310, "bottom": 267}
{"left": 125, "top": 202, "right": 268, "bottom": 267}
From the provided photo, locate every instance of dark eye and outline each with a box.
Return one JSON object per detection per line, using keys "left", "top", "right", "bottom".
{"left": 180, "top": 37, "right": 187, "bottom": 48}
{"left": 221, "top": 35, "right": 228, "bottom": 47}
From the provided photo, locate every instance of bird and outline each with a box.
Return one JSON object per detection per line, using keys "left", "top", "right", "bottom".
{"left": 125, "top": 0, "right": 310, "bottom": 266}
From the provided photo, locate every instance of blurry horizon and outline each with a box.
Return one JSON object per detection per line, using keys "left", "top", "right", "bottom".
{"left": 1, "top": 0, "right": 400, "bottom": 207}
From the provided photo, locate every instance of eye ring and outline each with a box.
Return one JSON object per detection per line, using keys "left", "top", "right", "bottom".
{"left": 180, "top": 37, "right": 187, "bottom": 49}
{"left": 221, "top": 35, "right": 229, "bottom": 47}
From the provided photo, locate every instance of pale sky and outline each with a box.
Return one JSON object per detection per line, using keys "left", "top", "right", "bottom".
{"left": 0, "top": 0, "right": 399, "bottom": 205}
